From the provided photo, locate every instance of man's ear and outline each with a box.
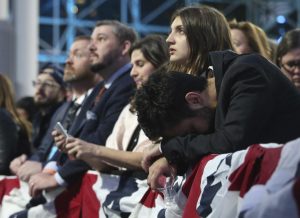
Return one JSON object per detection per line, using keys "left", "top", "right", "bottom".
{"left": 121, "top": 40, "right": 131, "bottom": 56}
{"left": 185, "top": 91, "right": 205, "bottom": 110}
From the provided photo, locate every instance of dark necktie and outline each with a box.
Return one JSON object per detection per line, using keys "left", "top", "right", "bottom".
{"left": 63, "top": 101, "right": 81, "bottom": 131}
{"left": 94, "top": 86, "right": 107, "bottom": 105}
{"left": 47, "top": 101, "right": 80, "bottom": 162}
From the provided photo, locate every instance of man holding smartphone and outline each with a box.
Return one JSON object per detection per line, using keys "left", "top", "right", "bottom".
{"left": 0, "top": 36, "right": 102, "bottom": 217}
{"left": 3, "top": 21, "right": 137, "bottom": 217}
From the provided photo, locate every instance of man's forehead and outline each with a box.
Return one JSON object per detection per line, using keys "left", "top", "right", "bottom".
{"left": 92, "top": 25, "right": 115, "bottom": 36}
{"left": 41, "top": 68, "right": 54, "bottom": 74}
{"left": 71, "top": 40, "right": 90, "bottom": 50}
{"left": 37, "top": 72, "right": 56, "bottom": 82}
{"left": 71, "top": 39, "right": 90, "bottom": 48}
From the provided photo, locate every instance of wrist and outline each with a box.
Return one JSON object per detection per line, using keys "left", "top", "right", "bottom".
{"left": 95, "top": 145, "right": 102, "bottom": 158}
{"left": 169, "top": 162, "right": 177, "bottom": 177}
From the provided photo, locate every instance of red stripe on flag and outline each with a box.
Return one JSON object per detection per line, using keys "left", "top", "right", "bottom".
{"left": 55, "top": 174, "right": 101, "bottom": 218}
{"left": 81, "top": 174, "right": 100, "bottom": 218}
{"left": 55, "top": 178, "right": 82, "bottom": 218}
{"left": 182, "top": 154, "right": 216, "bottom": 218}
{"left": 229, "top": 144, "right": 282, "bottom": 197}
{"left": 0, "top": 177, "right": 20, "bottom": 203}
{"left": 140, "top": 188, "right": 163, "bottom": 208}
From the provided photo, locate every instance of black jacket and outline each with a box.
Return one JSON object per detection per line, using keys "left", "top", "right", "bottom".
{"left": 0, "top": 108, "right": 30, "bottom": 174}
{"left": 161, "top": 50, "right": 300, "bottom": 174}
{"left": 31, "top": 102, "right": 62, "bottom": 149}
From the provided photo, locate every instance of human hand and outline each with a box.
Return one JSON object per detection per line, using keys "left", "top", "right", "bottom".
{"left": 52, "top": 130, "right": 68, "bottom": 152}
{"left": 28, "top": 172, "right": 58, "bottom": 198}
{"left": 147, "top": 157, "right": 177, "bottom": 190}
{"left": 141, "top": 143, "right": 163, "bottom": 173}
{"left": 9, "top": 154, "right": 27, "bottom": 174}
{"left": 16, "top": 160, "right": 42, "bottom": 182}
{"left": 65, "top": 138, "right": 99, "bottom": 161}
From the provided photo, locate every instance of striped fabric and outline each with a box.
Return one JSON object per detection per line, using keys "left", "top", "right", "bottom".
{"left": 1, "top": 138, "right": 300, "bottom": 217}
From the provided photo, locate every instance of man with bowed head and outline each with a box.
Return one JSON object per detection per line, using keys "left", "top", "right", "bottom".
{"left": 138, "top": 5, "right": 300, "bottom": 189}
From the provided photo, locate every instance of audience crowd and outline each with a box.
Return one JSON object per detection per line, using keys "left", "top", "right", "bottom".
{"left": 0, "top": 4, "right": 300, "bottom": 218}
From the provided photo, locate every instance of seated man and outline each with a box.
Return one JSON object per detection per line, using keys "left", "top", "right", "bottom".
{"left": 134, "top": 70, "right": 215, "bottom": 187}
{"left": 51, "top": 71, "right": 213, "bottom": 217}
{"left": 1, "top": 71, "right": 215, "bottom": 217}
{"left": 28, "top": 20, "right": 137, "bottom": 197}
{"left": 31, "top": 64, "right": 66, "bottom": 150}
{"left": 139, "top": 51, "right": 300, "bottom": 190}
{"left": 56, "top": 35, "right": 170, "bottom": 174}
{"left": 2, "top": 21, "right": 136, "bottom": 218}
{"left": 10, "top": 65, "right": 66, "bottom": 180}
{"left": 0, "top": 36, "right": 102, "bottom": 217}
{"left": 133, "top": 71, "right": 300, "bottom": 218}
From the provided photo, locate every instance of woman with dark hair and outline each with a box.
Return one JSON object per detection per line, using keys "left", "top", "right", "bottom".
{"left": 0, "top": 74, "right": 31, "bottom": 174}
{"left": 16, "top": 96, "right": 37, "bottom": 123}
{"left": 55, "top": 35, "right": 169, "bottom": 174}
{"left": 275, "top": 28, "right": 300, "bottom": 89}
{"left": 139, "top": 5, "right": 300, "bottom": 190}
{"left": 129, "top": 34, "right": 169, "bottom": 89}
{"left": 167, "top": 5, "right": 233, "bottom": 76}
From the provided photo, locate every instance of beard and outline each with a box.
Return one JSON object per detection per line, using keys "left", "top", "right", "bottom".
{"left": 90, "top": 62, "right": 107, "bottom": 73}
{"left": 64, "top": 67, "right": 92, "bottom": 83}
{"left": 90, "top": 50, "right": 118, "bottom": 75}
{"left": 34, "top": 91, "right": 62, "bottom": 109}
{"left": 64, "top": 73, "right": 77, "bottom": 83}
{"left": 34, "top": 98, "right": 56, "bottom": 109}
{"left": 64, "top": 66, "right": 79, "bottom": 82}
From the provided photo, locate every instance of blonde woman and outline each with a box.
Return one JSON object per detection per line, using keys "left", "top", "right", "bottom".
{"left": 229, "top": 19, "right": 272, "bottom": 60}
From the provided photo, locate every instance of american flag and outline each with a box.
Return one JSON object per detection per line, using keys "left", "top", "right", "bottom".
{"left": 1, "top": 138, "right": 300, "bottom": 217}
{"left": 0, "top": 171, "right": 149, "bottom": 217}
{"left": 131, "top": 140, "right": 300, "bottom": 218}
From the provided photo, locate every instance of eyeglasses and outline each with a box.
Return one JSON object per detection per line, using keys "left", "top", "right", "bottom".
{"left": 281, "top": 60, "right": 300, "bottom": 73}
{"left": 32, "top": 80, "right": 59, "bottom": 89}
{"left": 67, "top": 52, "right": 89, "bottom": 60}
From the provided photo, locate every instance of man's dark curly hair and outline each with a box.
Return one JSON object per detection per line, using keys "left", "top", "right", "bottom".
{"left": 134, "top": 70, "right": 207, "bottom": 140}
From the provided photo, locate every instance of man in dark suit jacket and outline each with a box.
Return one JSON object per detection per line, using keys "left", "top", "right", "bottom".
{"left": 7, "top": 36, "right": 101, "bottom": 183}
{"left": 27, "top": 20, "right": 137, "bottom": 198}
{"left": 136, "top": 51, "right": 300, "bottom": 189}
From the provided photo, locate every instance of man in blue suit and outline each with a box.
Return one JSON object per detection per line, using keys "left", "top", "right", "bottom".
{"left": 27, "top": 20, "right": 137, "bottom": 199}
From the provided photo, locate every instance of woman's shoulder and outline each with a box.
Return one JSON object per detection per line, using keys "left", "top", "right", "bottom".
{"left": 114, "top": 103, "right": 137, "bottom": 126}
{"left": 0, "top": 108, "right": 12, "bottom": 118}
{"left": 119, "top": 104, "right": 134, "bottom": 117}
{"left": 0, "top": 108, "right": 15, "bottom": 125}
